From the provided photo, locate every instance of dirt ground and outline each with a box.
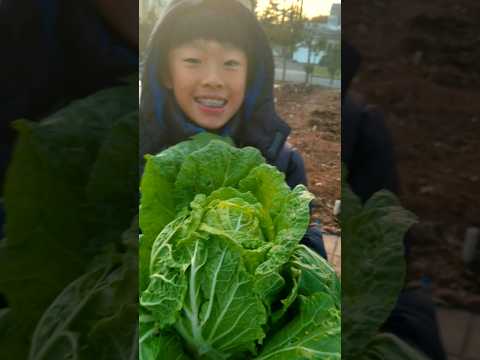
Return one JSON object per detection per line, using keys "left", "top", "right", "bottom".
{"left": 344, "top": 1, "right": 480, "bottom": 309}
{"left": 274, "top": 83, "right": 341, "bottom": 235}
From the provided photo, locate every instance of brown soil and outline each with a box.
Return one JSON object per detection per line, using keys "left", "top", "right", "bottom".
{"left": 274, "top": 83, "right": 341, "bottom": 235}
{"left": 344, "top": 1, "right": 480, "bottom": 309}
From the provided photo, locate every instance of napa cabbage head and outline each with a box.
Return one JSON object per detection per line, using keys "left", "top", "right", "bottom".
{"left": 139, "top": 133, "right": 340, "bottom": 359}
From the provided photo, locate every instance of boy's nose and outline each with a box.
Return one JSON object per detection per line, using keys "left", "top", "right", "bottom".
{"left": 202, "top": 66, "right": 224, "bottom": 88}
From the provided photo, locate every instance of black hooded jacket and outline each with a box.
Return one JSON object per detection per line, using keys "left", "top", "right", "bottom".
{"left": 139, "top": 0, "right": 326, "bottom": 258}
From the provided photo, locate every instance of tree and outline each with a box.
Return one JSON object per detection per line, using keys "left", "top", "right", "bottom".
{"left": 303, "top": 34, "right": 327, "bottom": 84}
{"left": 259, "top": 0, "right": 306, "bottom": 81}
{"left": 310, "top": 15, "right": 328, "bottom": 23}
{"left": 258, "top": 0, "right": 283, "bottom": 42}
{"left": 324, "top": 43, "right": 341, "bottom": 84}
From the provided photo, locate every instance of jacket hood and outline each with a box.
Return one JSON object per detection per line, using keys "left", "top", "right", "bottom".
{"left": 140, "top": 0, "right": 290, "bottom": 163}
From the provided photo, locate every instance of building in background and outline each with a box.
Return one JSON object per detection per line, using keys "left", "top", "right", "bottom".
{"left": 293, "top": 2, "right": 341, "bottom": 64}
{"left": 328, "top": 3, "right": 341, "bottom": 28}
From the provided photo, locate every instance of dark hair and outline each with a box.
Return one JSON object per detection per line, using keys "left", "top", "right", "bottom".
{"left": 153, "top": 3, "right": 256, "bottom": 84}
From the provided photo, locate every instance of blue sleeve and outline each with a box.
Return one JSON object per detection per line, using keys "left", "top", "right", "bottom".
{"left": 272, "top": 144, "right": 305, "bottom": 188}
{"left": 301, "top": 225, "right": 327, "bottom": 260}
{"left": 284, "top": 148, "right": 308, "bottom": 189}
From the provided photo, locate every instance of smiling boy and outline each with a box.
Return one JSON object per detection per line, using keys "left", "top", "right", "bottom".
{"left": 140, "top": 0, "right": 327, "bottom": 258}
{"left": 165, "top": 39, "right": 248, "bottom": 131}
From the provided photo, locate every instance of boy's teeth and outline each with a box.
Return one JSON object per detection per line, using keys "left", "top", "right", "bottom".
{"left": 196, "top": 98, "right": 226, "bottom": 108}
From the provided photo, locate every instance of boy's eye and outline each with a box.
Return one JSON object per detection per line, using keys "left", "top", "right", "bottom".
{"left": 183, "top": 58, "right": 201, "bottom": 65}
{"left": 225, "top": 60, "right": 241, "bottom": 68}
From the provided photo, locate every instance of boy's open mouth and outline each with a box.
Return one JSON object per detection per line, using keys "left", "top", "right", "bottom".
{"left": 195, "top": 97, "right": 227, "bottom": 109}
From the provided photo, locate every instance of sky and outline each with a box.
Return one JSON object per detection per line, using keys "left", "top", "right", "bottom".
{"left": 256, "top": 0, "right": 340, "bottom": 19}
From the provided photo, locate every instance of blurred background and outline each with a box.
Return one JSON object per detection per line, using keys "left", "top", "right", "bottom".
{"left": 344, "top": 1, "right": 480, "bottom": 359}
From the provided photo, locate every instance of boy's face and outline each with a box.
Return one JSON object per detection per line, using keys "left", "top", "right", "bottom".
{"left": 166, "top": 39, "right": 248, "bottom": 130}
